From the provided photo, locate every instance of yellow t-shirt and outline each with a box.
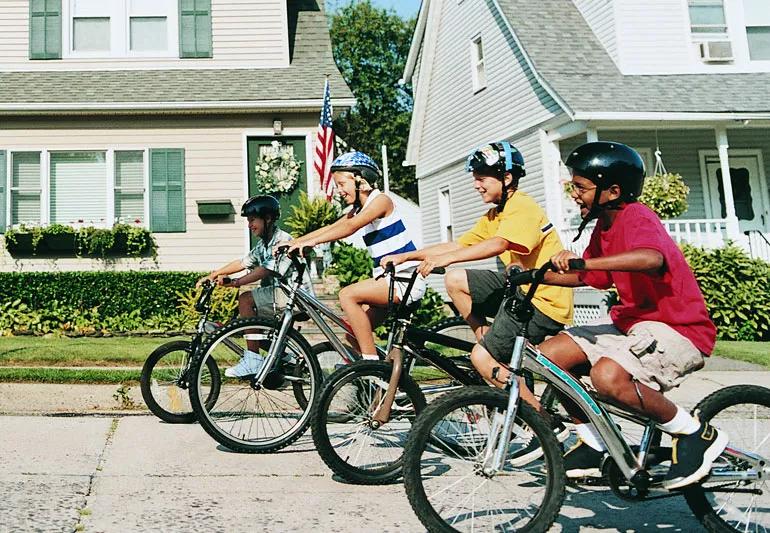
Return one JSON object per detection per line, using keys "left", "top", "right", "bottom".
{"left": 457, "top": 191, "right": 573, "bottom": 325}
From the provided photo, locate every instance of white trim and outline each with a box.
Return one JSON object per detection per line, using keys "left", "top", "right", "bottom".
{"left": 0, "top": 99, "right": 358, "bottom": 113}
{"left": 586, "top": 127, "right": 598, "bottom": 142}
{"left": 469, "top": 34, "right": 487, "bottom": 93}
{"left": 539, "top": 129, "right": 565, "bottom": 231}
{"left": 437, "top": 186, "right": 452, "bottom": 242}
{"left": 402, "top": 0, "right": 430, "bottom": 83}
{"left": 4, "top": 154, "right": 9, "bottom": 229}
{"left": 575, "top": 111, "right": 770, "bottom": 121}
{"left": 106, "top": 149, "right": 115, "bottom": 226}
{"left": 143, "top": 148, "right": 150, "bottom": 230}
{"left": 241, "top": 132, "right": 251, "bottom": 252}
{"left": 41, "top": 150, "right": 49, "bottom": 225}
{"left": 546, "top": 120, "right": 588, "bottom": 142}
{"left": 304, "top": 133, "right": 316, "bottom": 197}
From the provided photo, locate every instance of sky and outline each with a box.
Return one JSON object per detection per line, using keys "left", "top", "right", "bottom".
{"left": 328, "top": 1, "right": 421, "bottom": 19}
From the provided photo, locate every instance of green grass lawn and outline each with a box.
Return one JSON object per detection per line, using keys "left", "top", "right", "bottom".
{"left": 0, "top": 336, "right": 187, "bottom": 367}
{"left": 0, "top": 336, "right": 767, "bottom": 383}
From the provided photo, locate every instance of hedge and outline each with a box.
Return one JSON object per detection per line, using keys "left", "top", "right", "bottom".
{"left": 0, "top": 271, "right": 202, "bottom": 317}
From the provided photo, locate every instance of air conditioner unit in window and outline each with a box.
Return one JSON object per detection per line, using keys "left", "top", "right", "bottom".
{"left": 698, "top": 40, "right": 733, "bottom": 62}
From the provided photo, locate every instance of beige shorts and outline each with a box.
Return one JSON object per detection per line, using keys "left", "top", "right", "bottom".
{"left": 388, "top": 267, "right": 427, "bottom": 305}
{"left": 564, "top": 319, "right": 704, "bottom": 392}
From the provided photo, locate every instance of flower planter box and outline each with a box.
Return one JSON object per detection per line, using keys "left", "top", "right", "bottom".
{"left": 5, "top": 233, "right": 36, "bottom": 256}
{"left": 43, "top": 233, "right": 78, "bottom": 255}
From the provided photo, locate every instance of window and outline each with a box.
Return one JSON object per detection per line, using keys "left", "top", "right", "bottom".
{"left": 438, "top": 188, "right": 453, "bottom": 242}
{"left": 470, "top": 35, "right": 486, "bottom": 92}
{"left": 50, "top": 152, "right": 107, "bottom": 224}
{"left": 744, "top": 0, "right": 770, "bottom": 60}
{"left": 10, "top": 153, "right": 41, "bottom": 226}
{"left": 115, "top": 151, "right": 145, "bottom": 223}
{"left": 63, "top": 0, "right": 177, "bottom": 58}
{"left": 688, "top": 0, "right": 728, "bottom": 37}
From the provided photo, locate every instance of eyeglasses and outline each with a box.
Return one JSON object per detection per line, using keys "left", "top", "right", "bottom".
{"left": 562, "top": 180, "right": 596, "bottom": 196}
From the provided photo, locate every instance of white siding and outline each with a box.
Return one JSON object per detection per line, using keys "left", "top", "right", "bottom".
{"left": 413, "top": 0, "right": 562, "bottom": 176}
{"left": 0, "top": 114, "right": 317, "bottom": 272}
{"left": 613, "top": 0, "right": 770, "bottom": 74}
{"left": 0, "top": 0, "right": 289, "bottom": 71}
{"left": 572, "top": 0, "right": 618, "bottom": 64}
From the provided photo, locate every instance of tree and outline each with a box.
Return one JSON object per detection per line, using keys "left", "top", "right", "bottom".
{"left": 328, "top": 1, "right": 418, "bottom": 202}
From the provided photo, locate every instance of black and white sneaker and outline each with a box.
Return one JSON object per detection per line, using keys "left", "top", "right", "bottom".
{"left": 662, "top": 420, "right": 727, "bottom": 490}
{"left": 564, "top": 440, "right": 605, "bottom": 478}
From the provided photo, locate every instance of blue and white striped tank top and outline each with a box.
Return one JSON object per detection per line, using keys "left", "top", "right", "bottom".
{"left": 360, "top": 190, "right": 418, "bottom": 277}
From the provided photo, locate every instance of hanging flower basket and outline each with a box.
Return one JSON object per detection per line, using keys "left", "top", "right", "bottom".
{"left": 254, "top": 141, "right": 302, "bottom": 195}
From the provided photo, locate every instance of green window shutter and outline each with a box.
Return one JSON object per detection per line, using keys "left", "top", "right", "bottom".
{"left": 179, "top": 0, "right": 212, "bottom": 58}
{"left": 150, "top": 149, "right": 186, "bottom": 233}
{"left": 0, "top": 151, "right": 6, "bottom": 232}
{"left": 29, "top": 0, "right": 62, "bottom": 60}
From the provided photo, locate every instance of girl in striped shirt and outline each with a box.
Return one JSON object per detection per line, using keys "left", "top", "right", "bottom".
{"left": 279, "top": 151, "right": 425, "bottom": 360}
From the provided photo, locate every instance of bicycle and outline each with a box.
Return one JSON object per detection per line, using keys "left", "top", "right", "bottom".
{"left": 186, "top": 247, "right": 477, "bottom": 454}
{"left": 402, "top": 260, "right": 770, "bottom": 532}
{"left": 139, "top": 279, "right": 222, "bottom": 424}
{"left": 311, "top": 264, "right": 491, "bottom": 485}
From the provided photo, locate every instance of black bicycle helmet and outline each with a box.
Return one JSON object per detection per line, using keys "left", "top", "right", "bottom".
{"left": 565, "top": 141, "right": 645, "bottom": 240}
{"left": 241, "top": 194, "right": 281, "bottom": 220}
{"left": 465, "top": 141, "right": 526, "bottom": 212}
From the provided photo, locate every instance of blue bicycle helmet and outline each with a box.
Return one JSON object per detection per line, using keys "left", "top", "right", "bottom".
{"left": 330, "top": 151, "right": 381, "bottom": 183}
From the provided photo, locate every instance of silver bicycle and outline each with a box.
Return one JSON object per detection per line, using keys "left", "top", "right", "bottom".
{"left": 403, "top": 260, "right": 770, "bottom": 532}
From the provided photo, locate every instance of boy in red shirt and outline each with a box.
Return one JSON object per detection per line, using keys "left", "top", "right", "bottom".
{"left": 539, "top": 141, "right": 723, "bottom": 490}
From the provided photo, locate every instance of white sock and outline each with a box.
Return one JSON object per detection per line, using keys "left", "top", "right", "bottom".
{"left": 660, "top": 407, "right": 700, "bottom": 435}
{"left": 361, "top": 353, "right": 379, "bottom": 361}
{"left": 575, "top": 423, "right": 607, "bottom": 451}
{"left": 243, "top": 349, "right": 261, "bottom": 359}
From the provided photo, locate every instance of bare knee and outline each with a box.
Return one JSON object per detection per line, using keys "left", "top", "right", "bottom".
{"left": 444, "top": 270, "right": 467, "bottom": 295}
{"left": 590, "top": 358, "right": 631, "bottom": 399}
{"left": 338, "top": 285, "right": 359, "bottom": 311}
{"left": 238, "top": 292, "right": 255, "bottom": 317}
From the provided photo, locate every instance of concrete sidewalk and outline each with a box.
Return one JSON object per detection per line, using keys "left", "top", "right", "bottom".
{"left": 1, "top": 362, "right": 767, "bottom": 532}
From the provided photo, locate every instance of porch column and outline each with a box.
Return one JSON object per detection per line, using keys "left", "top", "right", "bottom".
{"left": 539, "top": 129, "right": 565, "bottom": 231}
{"left": 715, "top": 126, "right": 741, "bottom": 241}
{"left": 586, "top": 127, "right": 598, "bottom": 143}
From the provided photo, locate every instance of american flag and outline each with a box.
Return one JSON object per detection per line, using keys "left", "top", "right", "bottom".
{"left": 314, "top": 79, "right": 335, "bottom": 200}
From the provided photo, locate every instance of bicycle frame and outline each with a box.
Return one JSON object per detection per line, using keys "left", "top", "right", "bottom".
{"left": 483, "top": 334, "right": 768, "bottom": 488}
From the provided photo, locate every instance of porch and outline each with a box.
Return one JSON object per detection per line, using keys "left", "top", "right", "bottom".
{"left": 543, "top": 120, "right": 770, "bottom": 262}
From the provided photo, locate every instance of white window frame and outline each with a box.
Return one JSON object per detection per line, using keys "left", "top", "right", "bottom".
{"left": 3, "top": 148, "right": 149, "bottom": 230}
{"left": 438, "top": 187, "right": 453, "bottom": 242}
{"left": 743, "top": 0, "right": 770, "bottom": 61}
{"left": 61, "top": 0, "right": 178, "bottom": 59}
{"left": 470, "top": 34, "right": 487, "bottom": 93}
{"left": 688, "top": 0, "right": 730, "bottom": 39}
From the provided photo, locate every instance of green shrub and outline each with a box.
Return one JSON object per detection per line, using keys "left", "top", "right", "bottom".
{"left": 175, "top": 285, "right": 239, "bottom": 324}
{"left": 639, "top": 173, "right": 690, "bottom": 219}
{"left": 326, "top": 242, "right": 373, "bottom": 287}
{"left": 3, "top": 223, "right": 156, "bottom": 258}
{"left": 284, "top": 192, "right": 341, "bottom": 238}
{"left": 411, "top": 287, "right": 449, "bottom": 329}
{"left": 682, "top": 243, "right": 770, "bottom": 341}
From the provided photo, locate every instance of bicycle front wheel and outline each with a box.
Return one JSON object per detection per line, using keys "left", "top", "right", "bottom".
{"left": 140, "top": 340, "right": 220, "bottom": 424}
{"left": 311, "top": 361, "right": 426, "bottom": 484}
{"left": 403, "top": 386, "right": 565, "bottom": 532}
{"left": 189, "top": 317, "right": 322, "bottom": 453}
{"left": 683, "top": 384, "right": 770, "bottom": 532}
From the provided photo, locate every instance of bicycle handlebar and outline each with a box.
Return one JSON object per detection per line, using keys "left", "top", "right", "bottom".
{"left": 506, "top": 258, "right": 585, "bottom": 287}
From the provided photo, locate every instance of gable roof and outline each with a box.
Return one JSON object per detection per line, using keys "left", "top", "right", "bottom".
{"left": 0, "top": 0, "right": 354, "bottom": 114}
{"left": 495, "top": 0, "right": 770, "bottom": 116}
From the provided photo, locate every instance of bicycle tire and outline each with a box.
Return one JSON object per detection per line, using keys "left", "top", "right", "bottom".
{"left": 311, "top": 361, "right": 426, "bottom": 485}
{"left": 189, "top": 317, "right": 322, "bottom": 453}
{"left": 403, "top": 386, "right": 565, "bottom": 532}
{"left": 140, "top": 340, "right": 221, "bottom": 424}
{"left": 426, "top": 316, "right": 477, "bottom": 344}
{"left": 683, "top": 384, "right": 770, "bottom": 532}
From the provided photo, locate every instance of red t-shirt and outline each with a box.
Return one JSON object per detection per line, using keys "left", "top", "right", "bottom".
{"left": 579, "top": 203, "right": 717, "bottom": 355}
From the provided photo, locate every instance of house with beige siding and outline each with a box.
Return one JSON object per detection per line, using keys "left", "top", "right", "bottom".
{"left": 0, "top": 0, "right": 354, "bottom": 272}
{"left": 404, "top": 0, "right": 770, "bottom": 320}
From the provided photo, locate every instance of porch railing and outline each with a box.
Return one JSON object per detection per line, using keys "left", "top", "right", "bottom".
{"left": 746, "top": 230, "right": 770, "bottom": 262}
{"left": 560, "top": 218, "right": 729, "bottom": 255}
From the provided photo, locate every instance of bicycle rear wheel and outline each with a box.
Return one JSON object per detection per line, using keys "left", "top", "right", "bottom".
{"left": 312, "top": 361, "right": 426, "bottom": 484}
{"left": 140, "top": 340, "right": 220, "bottom": 424}
{"left": 189, "top": 317, "right": 321, "bottom": 453}
{"left": 403, "top": 386, "right": 565, "bottom": 532}
{"left": 683, "top": 384, "right": 770, "bottom": 532}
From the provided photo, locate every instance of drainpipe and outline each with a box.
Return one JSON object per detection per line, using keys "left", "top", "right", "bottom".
{"left": 715, "top": 126, "right": 742, "bottom": 244}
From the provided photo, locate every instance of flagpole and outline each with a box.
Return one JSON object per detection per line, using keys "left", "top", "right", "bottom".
{"left": 381, "top": 144, "right": 389, "bottom": 194}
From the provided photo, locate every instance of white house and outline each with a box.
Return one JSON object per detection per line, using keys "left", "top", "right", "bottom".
{"left": 403, "top": 0, "right": 770, "bottom": 319}
{"left": 0, "top": 0, "right": 354, "bottom": 272}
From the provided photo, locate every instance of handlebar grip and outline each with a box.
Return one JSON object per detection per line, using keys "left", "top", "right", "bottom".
{"left": 222, "top": 276, "right": 231, "bottom": 285}
{"left": 568, "top": 258, "right": 586, "bottom": 271}
{"left": 431, "top": 267, "right": 446, "bottom": 275}
{"left": 276, "top": 244, "right": 289, "bottom": 254}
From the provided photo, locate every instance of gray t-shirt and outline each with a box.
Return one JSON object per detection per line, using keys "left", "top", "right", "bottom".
{"left": 241, "top": 228, "right": 313, "bottom": 293}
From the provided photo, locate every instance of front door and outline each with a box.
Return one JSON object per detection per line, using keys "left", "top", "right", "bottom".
{"left": 705, "top": 153, "right": 768, "bottom": 233}
{"left": 247, "top": 137, "right": 307, "bottom": 246}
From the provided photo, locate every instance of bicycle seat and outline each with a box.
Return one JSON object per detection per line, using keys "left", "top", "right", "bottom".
{"left": 293, "top": 311, "right": 310, "bottom": 322}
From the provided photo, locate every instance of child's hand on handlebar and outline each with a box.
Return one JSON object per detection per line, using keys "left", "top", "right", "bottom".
{"left": 379, "top": 254, "right": 405, "bottom": 270}
{"left": 273, "top": 241, "right": 293, "bottom": 256}
{"left": 417, "top": 255, "right": 449, "bottom": 278}
{"left": 196, "top": 273, "right": 216, "bottom": 288}
{"left": 550, "top": 250, "right": 581, "bottom": 274}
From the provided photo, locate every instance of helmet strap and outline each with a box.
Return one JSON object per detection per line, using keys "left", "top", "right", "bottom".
{"left": 572, "top": 186, "right": 624, "bottom": 242}
{"left": 352, "top": 174, "right": 363, "bottom": 214}
{"left": 495, "top": 173, "right": 515, "bottom": 214}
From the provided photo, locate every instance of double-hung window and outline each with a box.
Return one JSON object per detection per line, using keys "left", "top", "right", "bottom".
{"left": 688, "top": 0, "right": 729, "bottom": 38}
{"left": 470, "top": 35, "right": 487, "bottom": 93}
{"left": 744, "top": 0, "right": 770, "bottom": 60}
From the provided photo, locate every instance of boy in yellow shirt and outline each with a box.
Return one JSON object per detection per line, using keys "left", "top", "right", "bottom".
{"left": 382, "top": 142, "right": 572, "bottom": 386}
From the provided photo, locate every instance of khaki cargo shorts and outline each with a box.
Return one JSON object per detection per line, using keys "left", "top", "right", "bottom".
{"left": 563, "top": 319, "right": 705, "bottom": 393}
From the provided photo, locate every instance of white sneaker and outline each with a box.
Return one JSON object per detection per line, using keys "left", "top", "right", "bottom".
{"left": 225, "top": 350, "right": 265, "bottom": 378}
